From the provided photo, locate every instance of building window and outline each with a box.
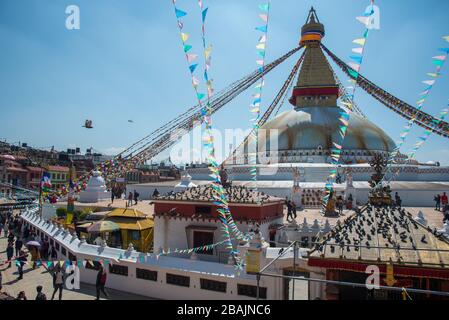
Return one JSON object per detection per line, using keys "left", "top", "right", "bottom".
{"left": 237, "top": 284, "right": 267, "bottom": 299}
{"left": 55, "top": 242, "right": 60, "bottom": 251}
{"left": 109, "top": 264, "right": 128, "bottom": 277}
{"left": 193, "top": 231, "right": 214, "bottom": 255}
{"left": 200, "top": 279, "right": 227, "bottom": 293}
{"left": 61, "top": 247, "right": 67, "bottom": 257}
{"left": 166, "top": 273, "right": 190, "bottom": 287}
{"left": 136, "top": 268, "right": 158, "bottom": 281}
{"left": 50, "top": 239, "right": 54, "bottom": 247}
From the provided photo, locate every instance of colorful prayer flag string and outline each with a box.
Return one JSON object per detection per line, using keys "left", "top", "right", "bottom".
{"left": 375, "top": 36, "right": 449, "bottom": 189}
{"left": 321, "top": 0, "right": 375, "bottom": 213}
{"left": 170, "top": 0, "right": 250, "bottom": 266}
{"left": 248, "top": 1, "right": 271, "bottom": 193}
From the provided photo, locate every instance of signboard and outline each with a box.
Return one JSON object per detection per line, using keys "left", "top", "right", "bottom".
{"left": 246, "top": 249, "right": 261, "bottom": 274}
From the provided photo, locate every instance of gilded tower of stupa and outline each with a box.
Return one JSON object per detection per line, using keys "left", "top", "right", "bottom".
{"left": 233, "top": 7, "right": 395, "bottom": 165}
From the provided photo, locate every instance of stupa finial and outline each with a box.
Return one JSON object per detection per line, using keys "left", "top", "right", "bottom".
{"left": 300, "top": 7, "right": 325, "bottom": 45}
{"left": 306, "top": 6, "right": 319, "bottom": 24}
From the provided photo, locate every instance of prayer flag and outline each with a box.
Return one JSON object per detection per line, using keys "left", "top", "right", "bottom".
{"left": 348, "top": 62, "right": 360, "bottom": 72}
{"left": 256, "top": 25, "right": 268, "bottom": 33}
{"left": 259, "top": 3, "right": 269, "bottom": 12}
{"left": 181, "top": 33, "right": 189, "bottom": 42}
{"left": 41, "top": 172, "right": 52, "bottom": 192}
{"left": 175, "top": 8, "right": 187, "bottom": 18}
{"left": 189, "top": 63, "right": 198, "bottom": 73}
{"left": 352, "top": 47, "right": 363, "bottom": 54}
{"left": 422, "top": 80, "right": 435, "bottom": 86}
{"left": 433, "top": 55, "right": 447, "bottom": 61}
{"left": 202, "top": 8, "right": 208, "bottom": 22}
{"left": 356, "top": 16, "right": 370, "bottom": 26}
{"left": 187, "top": 54, "right": 198, "bottom": 63}
{"left": 353, "top": 38, "right": 366, "bottom": 46}
{"left": 350, "top": 55, "right": 363, "bottom": 64}
{"left": 183, "top": 44, "right": 192, "bottom": 53}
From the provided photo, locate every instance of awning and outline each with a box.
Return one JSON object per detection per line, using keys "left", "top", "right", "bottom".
{"left": 76, "top": 222, "right": 93, "bottom": 229}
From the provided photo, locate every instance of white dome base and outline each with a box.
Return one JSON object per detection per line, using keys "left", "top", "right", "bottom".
{"left": 78, "top": 171, "right": 111, "bottom": 203}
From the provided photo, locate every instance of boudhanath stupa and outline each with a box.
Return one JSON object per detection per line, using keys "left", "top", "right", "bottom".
{"left": 186, "top": 9, "right": 449, "bottom": 207}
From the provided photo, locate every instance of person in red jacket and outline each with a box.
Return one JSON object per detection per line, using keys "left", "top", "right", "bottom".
{"left": 441, "top": 192, "right": 448, "bottom": 207}
{"left": 95, "top": 266, "right": 108, "bottom": 300}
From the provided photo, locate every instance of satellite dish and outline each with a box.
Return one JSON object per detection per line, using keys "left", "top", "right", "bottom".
{"left": 82, "top": 120, "right": 93, "bottom": 129}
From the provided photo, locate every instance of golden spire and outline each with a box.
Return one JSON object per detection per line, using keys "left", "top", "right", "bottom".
{"left": 290, "top": 7, "right": 339, "bottom": 109}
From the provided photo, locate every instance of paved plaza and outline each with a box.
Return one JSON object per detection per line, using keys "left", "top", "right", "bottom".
{"left": 0, "top": 236, "right": 151, "bottom": 300}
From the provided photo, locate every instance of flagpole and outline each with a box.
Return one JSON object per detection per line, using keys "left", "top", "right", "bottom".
{"left": 38, "top": 168, "right": 44, "bottom": 217}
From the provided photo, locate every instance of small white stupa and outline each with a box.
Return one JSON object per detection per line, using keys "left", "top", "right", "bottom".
{"left": 79, "top": 171, "right": 111, "bottom": 203}
{"left": 174, "top": 171, "right": 197, "bottom": 193}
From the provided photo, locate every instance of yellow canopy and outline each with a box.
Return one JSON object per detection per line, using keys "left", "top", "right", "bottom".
{"left": 107, "top": 208, "right": 147, "bottom": 218}
{"left": 105, "top": 217, "right": 154, "bottom": 231}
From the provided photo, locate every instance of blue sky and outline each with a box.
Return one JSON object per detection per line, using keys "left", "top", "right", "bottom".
{"left": 0, "top": 0, "right": 448, "bottom": 164}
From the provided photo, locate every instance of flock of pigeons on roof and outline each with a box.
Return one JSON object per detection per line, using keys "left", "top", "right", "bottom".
{"left": 157, "top": 185, "right": 278, "bottom": 204}
{"left": 315, "top": 205, "right": 449, "bottom": 260}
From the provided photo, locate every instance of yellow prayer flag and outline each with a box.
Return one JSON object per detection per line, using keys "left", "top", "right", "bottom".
{"left": 352, "top": 38, "right": 366, "bottom": 46}
{"left": 181, "top": 33, "right": 189, "bottom": 42}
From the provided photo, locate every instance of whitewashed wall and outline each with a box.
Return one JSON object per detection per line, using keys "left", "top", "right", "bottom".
{"left": 20, "top": 208, "right": 281, "bottom": 300}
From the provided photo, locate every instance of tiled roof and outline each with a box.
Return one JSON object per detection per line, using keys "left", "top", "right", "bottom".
{"left": 309, "top": 205, "right": 449, "bottom": 269}
{"left": 156, "top": 184, "right": 282, "bottom": 204}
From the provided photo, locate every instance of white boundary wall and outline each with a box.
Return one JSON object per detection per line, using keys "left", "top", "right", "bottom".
{"left": 20, "top": 208, "right": 282, "bottom": 300}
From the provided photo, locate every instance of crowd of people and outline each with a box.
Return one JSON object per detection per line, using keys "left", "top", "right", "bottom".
{"left": 0, "top": 210, "right": 110, "bottom": 300}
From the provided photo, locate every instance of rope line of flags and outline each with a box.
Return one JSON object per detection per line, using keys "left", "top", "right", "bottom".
{"left": 321, "top": 1, "right": 375, "bottom": 212}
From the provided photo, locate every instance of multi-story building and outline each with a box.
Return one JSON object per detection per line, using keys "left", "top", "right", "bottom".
{"left": 0, "top": 155, "right": 29, "bottom": 187}
{"left": 26, "top": 166, "right": 44, "bottom": 191}
{"left": 47, "top": 165, "right": 70, "bottom": 189}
